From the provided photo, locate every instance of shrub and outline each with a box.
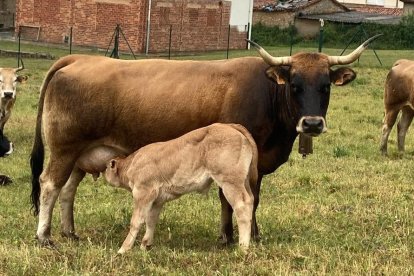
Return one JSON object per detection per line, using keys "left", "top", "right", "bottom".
{"left": 252, "top": 14, "right": 414, "bottom": 49}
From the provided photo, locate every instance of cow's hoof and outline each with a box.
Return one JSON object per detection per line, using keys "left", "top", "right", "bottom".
{"left": 252, "top": 234, "right": 261, "bottom": 242}
{"left": 36, "top": 236, "right": 56, "bottom": 248}
{"left": 217, "top": 235, "right": 235, "bottom": 246}
{"left": 61, "top": 231, "right": 80, "bottom": 241}
{"left": 0, "top": 175, "right": 12, "bottom": 186}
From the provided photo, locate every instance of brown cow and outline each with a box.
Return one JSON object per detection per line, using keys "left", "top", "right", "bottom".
{"left": 0, "top": 67, "right": 28, "bottom": 131}
{"left": 30, "top": 35, "right": 380, "bottom": 246}
{"left": 104, "top": 123, "right": 257, "bottom": 253}
{"left": 380, "top": 59, "right": 414, "bottom": 155}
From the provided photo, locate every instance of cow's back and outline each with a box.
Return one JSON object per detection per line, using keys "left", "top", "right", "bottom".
{"left": 43, "top": 55, "right": 273, "bottom": 155}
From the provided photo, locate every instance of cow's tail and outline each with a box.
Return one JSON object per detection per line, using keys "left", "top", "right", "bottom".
{"left": 30, "top": 56, "right": 76, "bottom": 216}
{"left": 229, "top": 124, "right": 259, "bottom": 191}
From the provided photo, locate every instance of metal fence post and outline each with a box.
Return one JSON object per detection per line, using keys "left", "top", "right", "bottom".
{"left": 318, "top": 19, "right": 324, "bottom": 53}
{"left": 168, "top": 25, "right": 172, "bottom": 60}
{"left": 17, "top": 28, "right": 21, "bottom": 67}
{"left": 69, "top": 26, "right": 73, "bottom": 54}
{"left": 226, "top": 24, "right": 230, "bottom": 59}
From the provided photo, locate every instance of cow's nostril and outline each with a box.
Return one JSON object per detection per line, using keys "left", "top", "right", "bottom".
{"left": 302, "top": 118, "right": 324, "bottom": 132}
{"left": 3, "top": 92, "right": 14, "bottom": 99}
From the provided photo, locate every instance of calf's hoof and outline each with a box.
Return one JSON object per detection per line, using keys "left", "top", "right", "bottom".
{"left": 0, "top": 175, "right": 12, "bottom": 186}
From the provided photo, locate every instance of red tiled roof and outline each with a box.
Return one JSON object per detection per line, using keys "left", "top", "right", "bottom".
{"left": 345, "top": 4, "right": 403, "bottom": 16}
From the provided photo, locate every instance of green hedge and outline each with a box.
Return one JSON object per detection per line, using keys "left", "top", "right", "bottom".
{"left": 251, "top": 14, "right": 414, "bottom": 49}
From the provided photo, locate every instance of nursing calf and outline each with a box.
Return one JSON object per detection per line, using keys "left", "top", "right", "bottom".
{"left": 104, "top": 123, "right": 258, "bottom": 253}
{"left": 380, "top": 59, "right": 414, "bottom": 154}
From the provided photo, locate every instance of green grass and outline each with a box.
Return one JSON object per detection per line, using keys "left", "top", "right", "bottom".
{"left": 1, "top": 40, "right": 414, "bottom": 275}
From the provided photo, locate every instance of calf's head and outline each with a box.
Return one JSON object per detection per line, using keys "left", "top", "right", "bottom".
{"left": 104, "top": 158, "right": 125, "bottom": 189}
{"left": 248, "top": 34, "right": 381, "bottom": 137}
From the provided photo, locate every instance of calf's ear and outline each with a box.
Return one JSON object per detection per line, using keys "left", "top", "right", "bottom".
{"left": 109, "top": 159, "right": 117, "bottom": 171}
{"left": 330, "top": 67, "right": 356, "bottom": 86}
{"left": 265, "top": 66, "right": 290, "bottom": 85}
{"left": 16, "top": 75, "right": 28, "bottom": 83}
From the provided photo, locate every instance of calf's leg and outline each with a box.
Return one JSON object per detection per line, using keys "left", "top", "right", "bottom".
{"left": 221, "top": 182, "right": 253, "bottom": 249}
{"left": 397, "top": 106, "right": 414, "bottom": 152}
{"left": 59, "top": 167, "right": 86, "bottom": 240}
{"left": 380, "top": 108, "right": 400, "bottom": 155}
{"left": 118, "top": 186, "right": 155, "bottom": 254}
{"left": 141, "top": 202, "right": 163, "bottom": 249}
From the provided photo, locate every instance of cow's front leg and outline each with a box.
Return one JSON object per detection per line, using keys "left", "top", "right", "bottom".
{"left": 218, "top": 188, "right": 234, "bottom": 245}
{"left": 251, "top": 175, "right": 263, "bottom": 241}
{"left": 59, "top": 167, "right": 86, "bottom": 240}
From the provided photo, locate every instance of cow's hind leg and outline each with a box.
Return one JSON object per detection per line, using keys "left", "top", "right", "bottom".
{"left": 59, "top": 167, "right": 86, "bottom": 240}
{"left": 380, "top": 108, "right": 400, "bottom": 155}
{"left": 397, "top": 106, "right": 414, "bottom": 152}
{"left": 220, "top": 181, "right": 253, "bottom": 250}
{"left": 37, "top": 152, "right": 77, "bottom": 246}
{"left": 218, "top": 188, "right": 234, "bottom": 245}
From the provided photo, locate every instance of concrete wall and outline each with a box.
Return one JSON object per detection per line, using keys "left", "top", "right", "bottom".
{"left": 0, "top": 0, "right": 15, "bottom": 28}
{"left": 338, "top": 0, "right": 403, "bottom": 8}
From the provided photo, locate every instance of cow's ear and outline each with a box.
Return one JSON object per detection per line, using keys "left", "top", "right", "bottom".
{"left": 330, "top": 67, "right": 356, "bottom": 86}
{"left": 265, "top": 66, "right": 290, "bottom": 85}
{"left": 16, "top": 75, "right": 28, "bottom": 83}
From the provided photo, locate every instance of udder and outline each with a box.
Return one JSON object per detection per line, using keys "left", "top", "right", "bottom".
{"left": 76, "top": 145, "right": 127, "bottom": 178}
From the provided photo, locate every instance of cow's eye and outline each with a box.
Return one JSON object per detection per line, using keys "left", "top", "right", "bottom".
{"left": 321, "top": 85, "right": 330, "bottom": 93}
{"left": 291, "top": 83, "right": 303, "bottom": 93}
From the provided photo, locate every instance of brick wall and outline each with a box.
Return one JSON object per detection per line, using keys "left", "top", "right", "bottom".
{"left": 149, "top": 0, "right": 246, "bottom": 52}
{"left": 16, "top": 0, "right": 247, "bottom": 53}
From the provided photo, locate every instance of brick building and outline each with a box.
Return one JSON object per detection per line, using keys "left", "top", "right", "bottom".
{"left": 15, "top": 0, "right": 249, "bottom": 53}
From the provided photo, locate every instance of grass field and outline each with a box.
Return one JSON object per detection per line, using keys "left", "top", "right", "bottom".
{"left": 0, "top": 39, "right": 414, "bottom": 275}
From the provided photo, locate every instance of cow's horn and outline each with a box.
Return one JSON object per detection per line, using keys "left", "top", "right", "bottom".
{"left": 15, "top": 66, "right": 24, "bottom": 72}
{"left": 246, "top": 39, "right": 292, "bottom": 66}
{"left": 328, "top": 34, "right": 383, "bottom": 65}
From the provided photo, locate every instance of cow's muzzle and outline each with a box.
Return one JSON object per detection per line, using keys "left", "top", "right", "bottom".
{"left": 296, "top": 116, "right": 327, "bottom": 137}
{"left": 2, "top": 92, "right": 14, "bottom": 99}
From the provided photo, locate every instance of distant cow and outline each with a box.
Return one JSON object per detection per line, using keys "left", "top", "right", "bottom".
{"left": 104, "top": 123, "right": 257, "bottom": 253}
{"left": 0, "top": 66, "right": 28, "bottom": 131}
{"left": 0, "top": 128, "right": 13, "bottom": 186}
{"left": 380, "top": 59, "right": 414, "bottom": 155}
{"left": 30, "top": 35, "right": 380, "bottom": 246}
